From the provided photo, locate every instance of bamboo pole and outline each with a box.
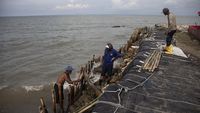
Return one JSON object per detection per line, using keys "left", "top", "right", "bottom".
{"left": 39, "top": 97, "right": 48, "bottom": 113}
{"left": 87, "top": 61, "right": 90, "bottom": 74}
{"left": 154, "top": 52, "right": 161, "bottom": 69}
{"left": 143, "top": 50, "right": 156, "bottom": 69}
{"left": 77, "top": 100, "right": 97, "bottom": 113}
{"left": 40, "top": 97, "right": 45, "bottom": 108}
{"left": 50, "top": 83, "right": 56, "bottom": 113}
{"left": 142, "top": 50, "right": 161, "bottom": 72}
{"left": 150, "top": 51, "right": 159, "bottom": 72}
{"left": 143, "top": 50, "right": 156, "bottom": 70}
{"left": 75, "top": 95, "right": 101, "bottom": 113}
{"left": 90, "top": 60, "right": 93, "bottom": 71}
{"left": 85, "top": 64, "right": 88, "bottom": 74}
{"left": 149, "top": 51, "right": 157, "bottom": 71}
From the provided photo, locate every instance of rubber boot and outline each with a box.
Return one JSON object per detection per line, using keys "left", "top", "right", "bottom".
{"left": 164, "top": 44, "right": 173, "bottom": 54}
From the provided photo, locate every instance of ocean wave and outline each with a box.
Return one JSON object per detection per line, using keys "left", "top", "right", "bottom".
{"left": 0, "top": 85, "right": 8, "bottom": 90}
{"left": 51, "top": 82, "right": 69, "bottom": 90}
{"left": 22, "top": 85, "right": 44, "bottom": 92}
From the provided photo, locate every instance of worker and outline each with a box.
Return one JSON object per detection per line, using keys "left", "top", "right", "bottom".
{"left": 54, "top": 66, "right": 82, "bottom": 113}
{"left": 162, "top": 8, "right": 177, "bottom": 54}
{"left": 99, "top": 43, "right": 122, "bottom": 86}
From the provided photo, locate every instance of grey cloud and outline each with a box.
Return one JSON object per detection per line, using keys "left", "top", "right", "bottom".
{"left": 0, "top": 0, "right": 199, "bottom": 16}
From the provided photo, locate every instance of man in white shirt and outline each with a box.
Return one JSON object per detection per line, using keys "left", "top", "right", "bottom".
{"left": 163, "top": 8, "right": 177, "bottom": 54}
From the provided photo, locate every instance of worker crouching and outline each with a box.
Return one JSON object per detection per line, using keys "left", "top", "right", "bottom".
{"left": 54, "top": 66, "right": 83, "bottom": 113}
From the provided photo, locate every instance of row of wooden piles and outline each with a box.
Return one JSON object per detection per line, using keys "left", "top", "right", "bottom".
{"left": 39, "top": 27, "right": 153, "bottom": 113}
{"left": 73, "top": 27, "right": 154, "bottom": 113}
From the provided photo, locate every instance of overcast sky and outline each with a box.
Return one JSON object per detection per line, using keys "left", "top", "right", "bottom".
{"left": 0, "top": 0, "right": 200, "bottom": 16}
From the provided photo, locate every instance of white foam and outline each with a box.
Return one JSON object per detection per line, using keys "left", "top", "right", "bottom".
{"left": 0, "top": 85, "right": 8, "bottom": 90}
{"left": 50, "top": 82, "right": 69, "bottom": 90}
{"left": 22, "top": 85, "right": 44, "bottom": 92}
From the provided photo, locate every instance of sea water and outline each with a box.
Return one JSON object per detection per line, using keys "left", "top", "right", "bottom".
{"left": 0, "top": 15, "right": 198, "bottom": 113}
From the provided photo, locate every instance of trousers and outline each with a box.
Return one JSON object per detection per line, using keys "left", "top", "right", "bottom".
{"left": 166, "top": 30, "right": 176, "bottom": 46}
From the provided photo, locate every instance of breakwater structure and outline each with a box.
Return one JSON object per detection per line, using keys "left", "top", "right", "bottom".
{"left": 91, "top": 26, "right": 200, "bottom": 113}
{"left": 39, "top": 25, "right": 200, "bottom": 113}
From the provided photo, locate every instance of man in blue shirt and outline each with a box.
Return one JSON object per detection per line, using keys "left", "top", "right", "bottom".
{"left": 99, "top": 43, "right": 122, "bottom": 86}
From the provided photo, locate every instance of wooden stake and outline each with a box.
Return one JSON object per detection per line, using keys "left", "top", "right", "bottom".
{"left": 50, "top": 83, "right": 56, "bottom": 113}
{"left": 39, "top": 97, "right": 48, "bottom": 113}
{"left": 75, "top": 95, "right": 101, "bottom": 113}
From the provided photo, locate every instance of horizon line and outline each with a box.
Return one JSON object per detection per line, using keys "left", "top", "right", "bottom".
{"left": 0, "top": 14, "right": 198, "bottom": 18}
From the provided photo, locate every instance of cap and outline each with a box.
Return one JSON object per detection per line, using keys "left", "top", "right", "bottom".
{"left": 163, "top": 8, "right": 169, "bottom": 14}
{"left": 107, "top": 43, "right": 113, "bottom": 49}
{"left": 65, "top": 65, "right": 74, "bottom": 72}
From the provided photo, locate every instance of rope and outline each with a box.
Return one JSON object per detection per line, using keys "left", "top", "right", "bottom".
{"left": 118, "top": 72, "right": 154, "bottom": 91}
{"left": 113, "top": 107, "right": 119, "bottom": 113}
{"left": 126, "top": 79, "right": 140, "bottom": 84}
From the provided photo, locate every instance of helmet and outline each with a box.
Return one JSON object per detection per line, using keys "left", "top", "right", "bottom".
{"left": 163, "top": 8, "right": 169, "bottom": 15}
{"left": 65, "top": 66, "right": 74, "bottom": 72}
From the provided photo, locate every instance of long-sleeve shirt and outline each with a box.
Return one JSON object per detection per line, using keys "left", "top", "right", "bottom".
{"left": 103, "top": 48, "right": 121, "bottom": 65}
{"left": 167, "top": 13, "right": 177, "bottom": 31}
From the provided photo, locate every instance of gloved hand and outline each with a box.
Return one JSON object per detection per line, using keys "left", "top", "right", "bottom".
{"left": 111, "top": 58, "right": 116, "bottom": 62}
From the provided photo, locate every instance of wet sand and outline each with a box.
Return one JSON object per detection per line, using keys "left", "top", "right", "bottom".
{"left": 175, "top": 31, "right": 200, "bottom": 59}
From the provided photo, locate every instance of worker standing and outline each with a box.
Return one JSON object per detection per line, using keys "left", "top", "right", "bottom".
{"left": 99, "top": 43, "right": 122, "bottom": 86}
{"left": 162, "top": 8, "right": 177, "bottom": 54}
